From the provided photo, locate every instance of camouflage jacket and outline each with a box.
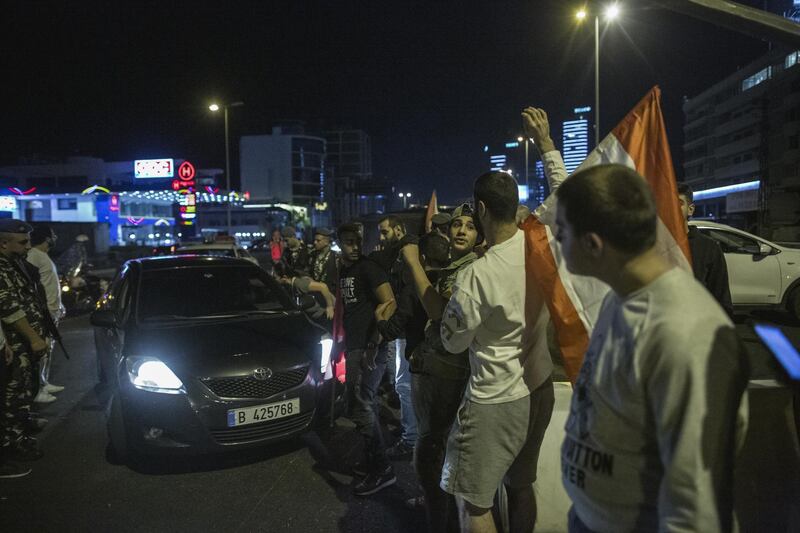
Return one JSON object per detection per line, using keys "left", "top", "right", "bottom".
{"left": 412, "top": 251, "right": 477, "bottom": 379}
{"left": 0, "top": 254, "right": 48, "bottom": 347}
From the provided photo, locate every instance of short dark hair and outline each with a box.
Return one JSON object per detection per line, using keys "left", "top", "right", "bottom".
{"left": 378, "top": 215, "right": 405, "bottom": 232}
{"left": 419, "top": 231, "right": 450, "bottom": 267}
{"left": 556, "top": 164, "right": 657, "bottom": 254}
{"left": 31, "top": 225, "right": 54, "bottom": 246}
{"left": 474, "top": 171, "right": 518, "bottom": 223}
{"left": 677, "top": 183, "right": 694, "bottom": 203}
{"left": 337, "top": 223, "right": 361, "bottom": 239}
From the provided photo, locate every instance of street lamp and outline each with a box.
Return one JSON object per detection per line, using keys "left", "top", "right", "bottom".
{"left": 517, "top": 136, "right": 530, "bottom": 188}
{"left": 398, "top": 192, "right": 412, "bottom": 209}
{"left": 575, "top": 3, "right": 621, "bottom": 147}
{"left": 209, "top": 101, "right": 244, "bottom": 234}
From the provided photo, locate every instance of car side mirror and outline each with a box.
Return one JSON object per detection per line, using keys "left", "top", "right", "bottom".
{"left": 298, "top": 294, "right": 317, "bottom": 311}
{"left": 759, "top": 243, "right": 774, "bottom": 255}
{"left": 741, "top": 244, "right": 761, "bottom": 255}
{"left": 90, "top": 309, "right": 117, "bottom": 328}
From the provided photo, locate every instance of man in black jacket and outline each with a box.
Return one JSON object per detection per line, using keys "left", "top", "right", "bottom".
{"left": 678, "top": 184, "right": 734, "bottom": 317}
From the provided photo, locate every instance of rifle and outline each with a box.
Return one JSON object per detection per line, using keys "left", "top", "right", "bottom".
{"left": 15, "top": 258, "right": 70, "bottom": 360}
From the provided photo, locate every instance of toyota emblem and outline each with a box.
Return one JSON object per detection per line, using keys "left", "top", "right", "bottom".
{"left": 253, "top": 367, "right": 273, "bottom": 381}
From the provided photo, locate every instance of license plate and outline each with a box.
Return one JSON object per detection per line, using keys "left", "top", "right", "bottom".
{"left": 226, "top": 398, "right": 300, "bottom": 427}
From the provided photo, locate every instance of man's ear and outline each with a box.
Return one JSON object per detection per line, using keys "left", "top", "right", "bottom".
{"left": 688, "top": 203, "right": 695, "bottom": 217}
{"left": 478, "top": 200, "right": 487, "bottom": 220}
{"left": 582, "top": 232, "right": 604, "bottom": 258}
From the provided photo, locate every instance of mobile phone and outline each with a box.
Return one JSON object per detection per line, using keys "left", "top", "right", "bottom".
{"left": 754, "top": 324, "right": 800, "bottom": 381}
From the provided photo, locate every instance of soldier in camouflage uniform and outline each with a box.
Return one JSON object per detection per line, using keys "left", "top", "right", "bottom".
{"left": 0, "top": 220, "right": 49, "bottom": 460}
{"left": 398, "top": 204, "right": 480, "bottom": 533}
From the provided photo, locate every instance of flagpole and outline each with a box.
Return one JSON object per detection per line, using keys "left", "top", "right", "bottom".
{"left": 595, "top": 14, "right": 600, "bottom": 148}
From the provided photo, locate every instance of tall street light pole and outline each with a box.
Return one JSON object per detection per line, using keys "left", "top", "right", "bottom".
{"left": 576, "top": 4, "right": 620, "bottom": 148}
{"left": 209, "top": 101, "right": 244, "bottom": 235}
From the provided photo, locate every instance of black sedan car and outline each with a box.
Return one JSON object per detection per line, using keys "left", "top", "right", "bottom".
{"left": 91, "top": 255, "right": 334, "bottom": 460}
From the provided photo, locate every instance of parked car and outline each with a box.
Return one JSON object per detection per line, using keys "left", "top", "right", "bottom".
{"left": 175, "top": 243, "right": 259, "bottom": 265}
{"left": 690, "top": 220, "right": 800, "bottom": 319}
{"left": 91, "top": 255, "right": 336, "bottom": 460}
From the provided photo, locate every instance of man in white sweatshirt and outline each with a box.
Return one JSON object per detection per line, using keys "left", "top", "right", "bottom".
{"left": 555, "top": 164, "right": 748, "bottom": 532}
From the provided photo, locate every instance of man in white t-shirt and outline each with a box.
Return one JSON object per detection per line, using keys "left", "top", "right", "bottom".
{"left": 555, "top": 164, "right": 748, "bottom": 532}
{"left": 441, "top": 167, "right": 555, "bottom": 532}
{"left": 27, "top": 226, "right": 65, "bottom": 403}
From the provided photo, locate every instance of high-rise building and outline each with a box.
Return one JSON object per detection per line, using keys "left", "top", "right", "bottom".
{"left": 240, "top": 124, "right": 326, "bottom": 205}
{"left": 322, "top": 129, "right": 372, "bottom": 182}
{"left": 682, "top": 47, "right": 800, "bottom": 240}
{"left": 562, "top": 106, "right": 592, "bottom": 175}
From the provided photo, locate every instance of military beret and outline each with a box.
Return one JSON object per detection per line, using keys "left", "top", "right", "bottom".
{"left": 0, "top": 219, "right": 33, "bottom": 234}
{"left": 280, "top": 227, "right": 296, "bottom": 239}
{"left": 431, "top": 212, "right": 452, "bottom": 226}
{"left": 314, "top": 227, "right": 333, "bottom": 237}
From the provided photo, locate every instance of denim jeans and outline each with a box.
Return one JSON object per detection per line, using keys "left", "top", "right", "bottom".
{"left": 393, "top": 339, "right": 417, "bottom": 446}
{"left": 345, "top": 348, "right": 389, "bottom": 472}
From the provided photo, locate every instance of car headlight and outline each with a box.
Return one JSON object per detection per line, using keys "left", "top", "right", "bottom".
{"left": 319, "top": 335, "right": 334, "bottom": 376}
{"left": 125, "top": 357, "right": 185, "bottom": 394}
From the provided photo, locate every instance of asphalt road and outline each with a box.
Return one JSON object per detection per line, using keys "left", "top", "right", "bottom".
{"left": 1, "top": 312, "right": 799, "bottom": 532}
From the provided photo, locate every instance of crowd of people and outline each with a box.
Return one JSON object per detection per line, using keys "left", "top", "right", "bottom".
{"left": 0, "top": 223, "right": 67, "bottom": 479}
{"left": 272, "top": 107, "right": 746, "bottom": 533}
{"left": 0, "top": 107, "right": 749, "bottom": 532}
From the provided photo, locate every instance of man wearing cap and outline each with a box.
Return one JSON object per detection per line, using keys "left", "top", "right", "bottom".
{"left": 399, "top": 204, "right": 480, "bottom": 532}
{"left": 438, "top": 108, "right": 562, "bottom": 532}
{"left": 309, "top": 227, "right": 338, "bottom": 293}
{"left": 431, "top": 212, "right": 452, "bottom": 239}
{"left": 0, "top": 220, "right": 49, "bottom": 461}
{"left": 280, "top": 227, "right": 309, "bottom": 278}
{"left": 27, "top": 225, "right": 66, "bottom": 403}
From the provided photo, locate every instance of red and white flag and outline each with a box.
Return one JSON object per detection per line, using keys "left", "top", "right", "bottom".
{"left": 521, "top": 86, "right": 691, "bottom": 382}
{"left": 425, "top": 189, "right": 439, "bottom": 233}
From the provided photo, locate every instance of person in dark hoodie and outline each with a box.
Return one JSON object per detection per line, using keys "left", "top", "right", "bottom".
{"left": 677, "top": 183, "right": 733, "bottom": 317}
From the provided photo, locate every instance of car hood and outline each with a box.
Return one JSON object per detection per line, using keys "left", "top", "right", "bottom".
{"left": 124, "top": 313, "right": 323, "bottom": 379}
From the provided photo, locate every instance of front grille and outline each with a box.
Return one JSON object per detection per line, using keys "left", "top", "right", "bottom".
{"left": 210, "top": 411, "right": 314, "bottom": 444}
{"left": 201, "top": 366, "right": 309, "bottom": 399}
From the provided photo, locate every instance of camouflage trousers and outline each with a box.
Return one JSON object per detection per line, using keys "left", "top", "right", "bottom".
{"left": 2, "top": 350, "right": 34, "bottom": 448}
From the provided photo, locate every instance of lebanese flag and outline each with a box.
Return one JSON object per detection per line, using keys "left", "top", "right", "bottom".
{"left": 425, "top": 190, "right": 438, "bottom": 233}
{"left": 521, "top": 86, "right": 691, "bottom": 382}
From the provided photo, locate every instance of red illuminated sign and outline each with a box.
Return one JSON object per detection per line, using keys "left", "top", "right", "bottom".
{"left": 110, "top": 195, "right": 120, "bottom": 211}
{"left": 178, "top": 161, "right": 196, "bottom": 181}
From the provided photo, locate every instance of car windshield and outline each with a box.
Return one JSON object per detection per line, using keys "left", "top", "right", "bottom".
{"left": 137, "top": 266, "right": 291, "bottom": 321}
{"left": 178, "top": 248, "right": 236, "bottom": 258}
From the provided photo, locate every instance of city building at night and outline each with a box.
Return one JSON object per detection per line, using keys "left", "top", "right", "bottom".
{"left": 0, "top": 156, "right": 247, "bottom": 245}
{"left": 561, "top": 106, "right": 592, "bottom": 175}
{"left": 682, "top": 46, "right": 800, "bottom": 239}
{"left": 322, "top": 128, "right": 372, "bottom": 182}
{"left": 240, "top": 124, "right": 327, "bottom": 205}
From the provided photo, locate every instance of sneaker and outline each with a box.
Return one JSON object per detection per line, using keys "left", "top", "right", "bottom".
{"left": 44, "top": 383, "right": 64, "bottom": 393}
{"left": 353, "top": 466, "right": 396, "bottom": 496}
{"left": 386, "top": 440, "right": 414, "bottom": 460}
{"left": 404, "top": 495, "right": 426, "bottom": 510}
{"left": 351, "top": 461, "right": 369, "bottom": 477}
{"left": 0, "top": 460, "right": 32, "bottom": 478}
{"left": 33, "top": 391, "right": 57, "bottom": 404}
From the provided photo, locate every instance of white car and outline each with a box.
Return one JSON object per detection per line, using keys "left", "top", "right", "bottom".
{"left": 175, "top": 243, "right": 259, "bottom": 265}
{"left": 690, "top": 220, "right": 800, "bottom": 319}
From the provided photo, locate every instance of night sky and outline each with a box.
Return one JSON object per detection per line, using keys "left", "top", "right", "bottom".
{"left": 0, "top": 1, "right": 778, "bottom": 203}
